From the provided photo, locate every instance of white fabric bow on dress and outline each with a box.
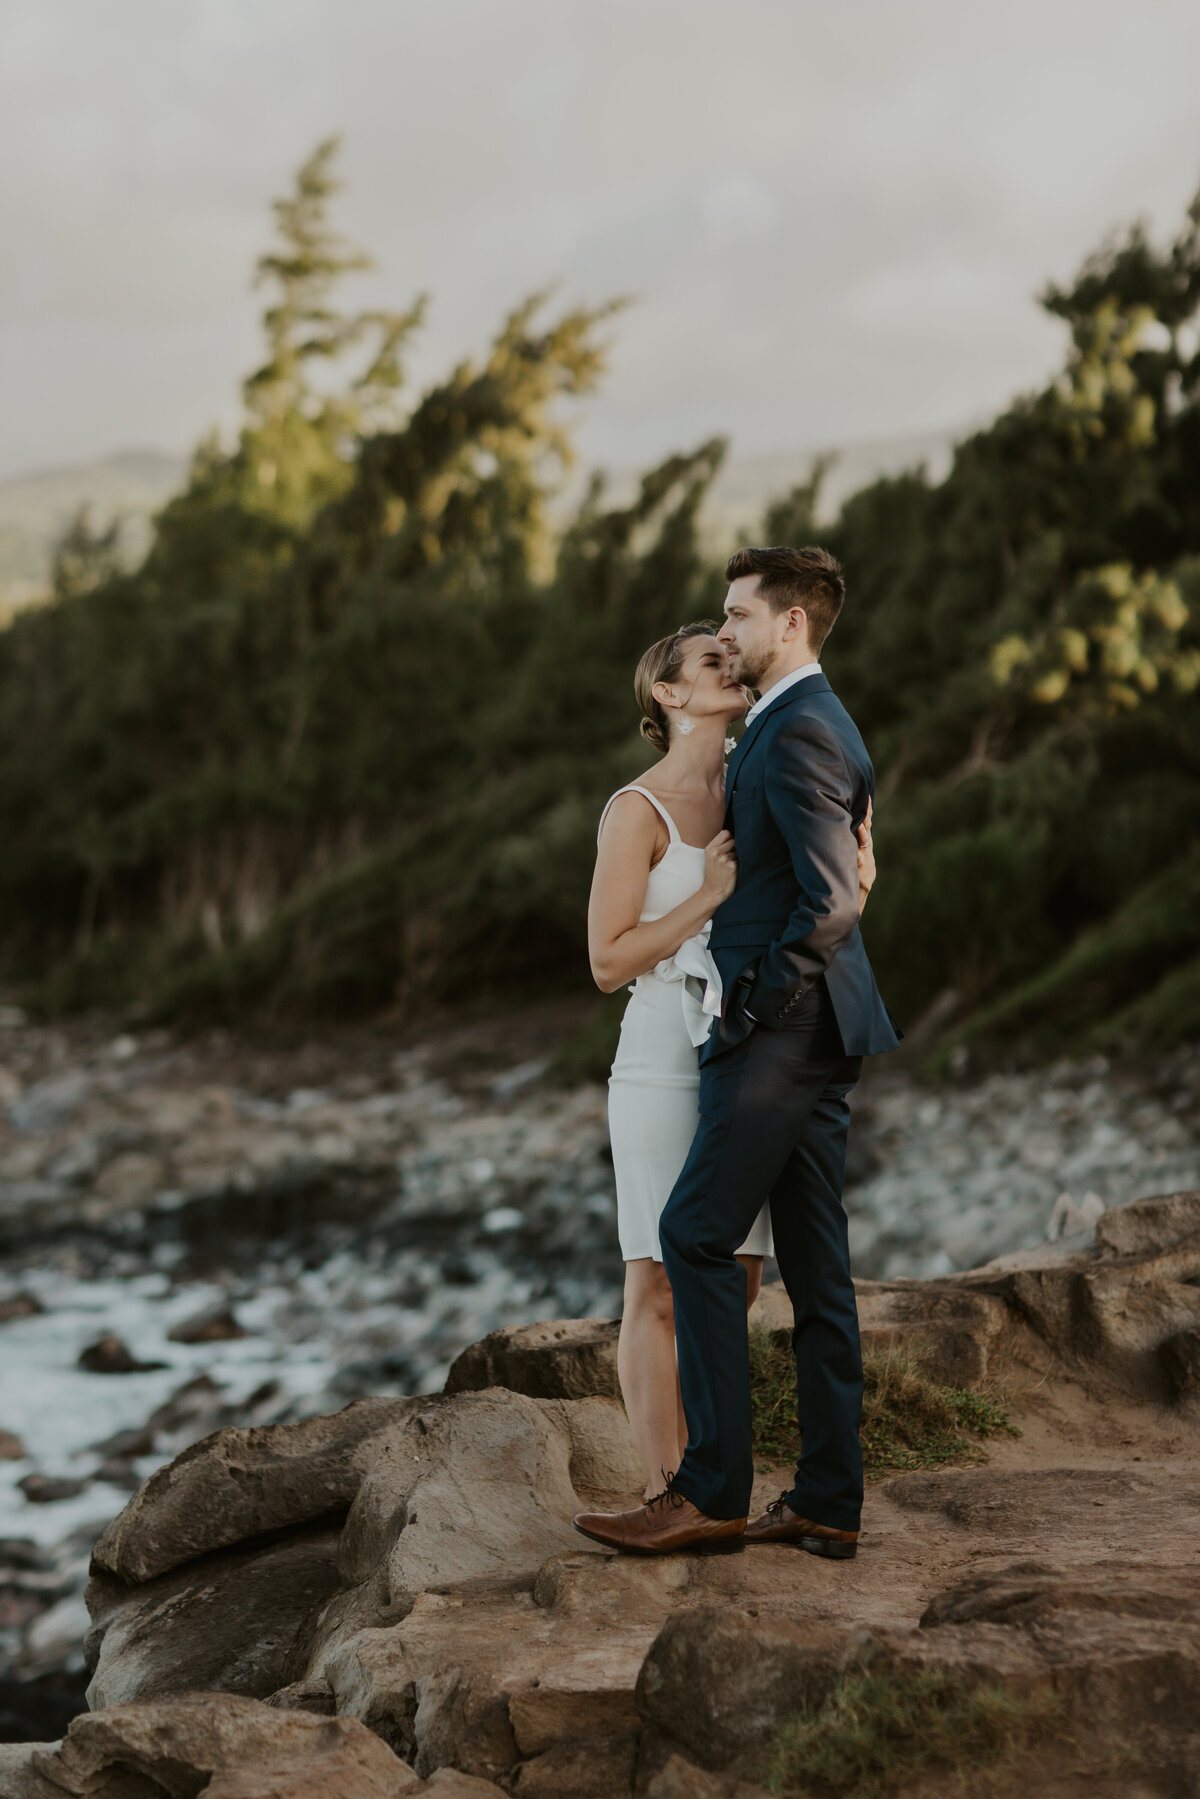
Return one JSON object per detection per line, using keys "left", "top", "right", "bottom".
{"left": 653, "top": 926, "right": 724, "bottom": 1049}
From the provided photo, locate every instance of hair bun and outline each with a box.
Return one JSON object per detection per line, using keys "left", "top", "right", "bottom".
{"left": 639, "top": 715, "right": 669, "bottom": 754}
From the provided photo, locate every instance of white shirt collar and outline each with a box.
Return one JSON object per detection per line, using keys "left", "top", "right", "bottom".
{"left": 743, "top": 661, "right": 822, "bottom": 725}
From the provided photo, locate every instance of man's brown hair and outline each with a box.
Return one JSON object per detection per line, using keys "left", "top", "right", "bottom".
{"left": 724, "top": 544, "right": 845, "bottom": 653}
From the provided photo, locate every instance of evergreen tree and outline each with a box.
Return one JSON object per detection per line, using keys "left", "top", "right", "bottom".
{"left": 0, "top": 149, "right": 1197, "bottom": 1059}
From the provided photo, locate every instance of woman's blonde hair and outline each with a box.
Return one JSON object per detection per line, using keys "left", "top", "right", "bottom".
{"left": 634, "top": 621, "right": 720, "bottom": 754}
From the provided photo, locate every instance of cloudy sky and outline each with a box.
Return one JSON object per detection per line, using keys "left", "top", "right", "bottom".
{"left": 3, "top": 0, "right": 1199, "bottom": 482}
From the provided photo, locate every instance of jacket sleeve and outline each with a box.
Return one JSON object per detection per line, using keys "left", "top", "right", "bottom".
{"left": 742, "top": 712, "right": 862, "bottom": 1026}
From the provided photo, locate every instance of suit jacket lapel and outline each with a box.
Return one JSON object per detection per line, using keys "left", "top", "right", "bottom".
{"left": 723, "top": 674, "right": 832, "bottom": 824}
{"left": 722, "top": 711, "right": 771, "bottom": 823}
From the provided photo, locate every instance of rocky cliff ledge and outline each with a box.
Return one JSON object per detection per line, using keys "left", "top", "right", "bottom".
{"left": 4, "top": 1189, "right": 1200, "bottom": 1798}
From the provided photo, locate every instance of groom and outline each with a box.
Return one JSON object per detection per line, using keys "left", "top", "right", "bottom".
{"left": 575, "top": 545, "right": 899, "bottom": 1558}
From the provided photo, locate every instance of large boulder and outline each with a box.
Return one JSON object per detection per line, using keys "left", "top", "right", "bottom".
{"left": 444, "top": 1319, "right": 620, "bottom": 1401}
{"left": 1094, "top": 1189, "right": 1200, "bottom": 1258}
{"left": 335, "top": 1390, "right": 587, "bottom": 1605}
{"left": 507, "top": 1643, "right": 643, "bottom": 1757}
{"left": 444, "top": 1278, "right": 1015, "bottom": 1408}
{"left": 80, "top": 1385, "right": 646, "bottom": 1758}
{"left": 915, "top": 1561, "right": 1200, "bottom": 1781}
{"left": 966, "top": 1187, "right": 1200, "bottom": 1399}
{"left": 85, "top": 1526, "right": 343, "bottom": 1709}
{"left": 635, "top": 1567, "right": 1200, "bottom": 1792}
{"left": 91, "top": 1396, "right": 414, "bottom": 1583}
{"left": 851, "top": 1281, "right": 1007, "bottom": 1386}
{"left": 28, "top": 1692, "right": 420, "bottom": 1797}
{"left": 0, "top": 1744, "right": 64, "bottom": 1799}
{"left": 636, "top": 1610, "right": 850, "bottom": 1774}
{"left": 550, "top": 1395, "right": 646, "bottom": 1496}
{"left": 508, "top": 1733, "right": 638, "bottom": 1797}
{"left": 311, "top": 1587, "right": 658, "bottom": 1788}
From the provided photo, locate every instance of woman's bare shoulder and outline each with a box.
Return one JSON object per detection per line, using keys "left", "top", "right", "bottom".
{"left": 599, "top": 787, "right": 664, "bottom": 841}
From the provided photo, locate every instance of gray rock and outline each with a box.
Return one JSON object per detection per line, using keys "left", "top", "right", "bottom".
{"left": 0, "top": 1744, "right": 65, "bottom": 1799}
{"left": 1160, "top": 1329, "right": 1200, "bottom": 1408}
{"left": 548, "top": 1396, "right": 645, "bottom": 1496}
{"left": 857, "top": 1280, "right": 1007, "bottom": 1386}
{"left": 508, "top": 1733, "right": 637, "bottom": 1797}
{"left": 85, "top": 1526, "right": 343, "bottom": 1708}
{"left": 0, "top": 1291, "right": 42, "bottom": 1323}
{"left": 636, "top": 1609, "right": 850, "bottom": 1771}
{"left": 970, "top": 1187, "right": 1200, "bottom": 1397}
{"left": 18, "top": 1474, "right": 87, "bottom": 1504}
{"left": 31, "top": 1691, "right": 421, "bottom": 1798}
{"left": 87, "top": 1425, "right": 156, "bottom": 1461}
{"left": 412, "top": 1666, "right": 520, "bottom": 1783}
{"left": 421, "top": 1773, "right": 508, "bottom": 1798}
{"left": 444, "top": 1319, "right": 620, "bottom": 1401}
{"left": 643, "top": 1756, "right": 728, "bottom": 1799}
{"left": 636, "top": 1562, "right": 1200, "bottom": 1786}
{"left": 46, "top": 1135, "right": 101, "bottom": 1186}
{"left": 1095, "top": 1188, "right": 1200, "bottom": 1258}
{"left": 508, "top": 1648, "right": 642, "bottom": 1759}
{"left": 167, "top": 1301, "right": 248, "bottom": 1343}
{"left": 91, "top": 1395, "right": 416, "bottom": 1584}
{"left": 77, "top": 1333, "right": 166, "bottom": 1375}
{"left": 335, "top": 1391, "right": 581, "bottom": 1606}
{"left": 8, "top": 1073, "right": 90, "bottom": 1134}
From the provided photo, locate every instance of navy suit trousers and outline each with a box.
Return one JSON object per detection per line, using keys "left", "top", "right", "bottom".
{"left": 658, "top": 1026, "right": 864, "bottom": 1528}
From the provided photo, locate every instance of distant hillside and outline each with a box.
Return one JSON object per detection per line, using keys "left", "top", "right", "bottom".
{"left": 0, "top": 450, "right": 186, "bottom": 604}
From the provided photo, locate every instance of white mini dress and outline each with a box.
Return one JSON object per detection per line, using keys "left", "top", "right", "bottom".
{"left": 602, "top": 785, "right": 773, "bottom": 1263}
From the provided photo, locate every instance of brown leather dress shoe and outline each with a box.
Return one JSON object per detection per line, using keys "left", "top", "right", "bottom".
{"left": 573, "top": 1476, "right": 746, "bottom": 1556}
{"left": 745, "top": 1492, "right": 859, "bottom": 1559}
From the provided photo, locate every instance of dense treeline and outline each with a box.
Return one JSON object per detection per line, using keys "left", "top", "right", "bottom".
{"left": 2, "top": 142, "right": 1198, "bottom": 1059}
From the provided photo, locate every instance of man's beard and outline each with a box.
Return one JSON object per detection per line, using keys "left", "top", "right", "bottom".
{"left": 732, "top": 643, "right": 775, "bottom": 689}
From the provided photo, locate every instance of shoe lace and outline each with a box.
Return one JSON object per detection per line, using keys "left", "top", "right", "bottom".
{"left": 764, "top": 1491, "right": 791, "bottom": 1523}
{"left": 645, "top": 1470, "right": 687, "bottom": 1514}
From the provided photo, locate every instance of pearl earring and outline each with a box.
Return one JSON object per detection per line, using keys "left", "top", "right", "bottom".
{"left": 676, "top": 715, "right": 694, "bottom": 736}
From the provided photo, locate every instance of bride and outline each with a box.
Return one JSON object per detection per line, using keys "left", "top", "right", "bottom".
{"left": 588, "top": 621, "right": 875, "bottom": 1497}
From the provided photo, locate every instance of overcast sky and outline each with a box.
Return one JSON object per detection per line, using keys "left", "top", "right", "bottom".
{"left": 3, "top": 0, "right": 1199, "bottom": 483}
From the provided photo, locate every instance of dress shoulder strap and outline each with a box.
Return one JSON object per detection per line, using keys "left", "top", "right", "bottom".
{"left": 596, "top": 783, "right": 682, "bottom": 848}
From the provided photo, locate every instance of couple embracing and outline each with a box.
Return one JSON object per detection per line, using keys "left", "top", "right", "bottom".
{"left": 575, "top": 544, "right": 899, "bottom": 1561}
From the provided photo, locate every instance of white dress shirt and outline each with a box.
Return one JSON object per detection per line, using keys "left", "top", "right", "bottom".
{"left": 743, "top": 660, "right": 822, "bottom": 725}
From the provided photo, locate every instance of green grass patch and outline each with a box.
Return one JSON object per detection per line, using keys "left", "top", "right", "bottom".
{"left": 766, "top": 1665, "right": 1059, "bottom": 1797}
{"left": 750, "top": 1328, "right": 1019, "bottom": 1477}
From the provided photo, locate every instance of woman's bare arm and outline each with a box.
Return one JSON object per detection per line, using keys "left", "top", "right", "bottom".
{"left": 587, "top": 794, "right": 736, "bottom": 993}
{"left": 857, "top": 797, "right": 876, "bottom": 913}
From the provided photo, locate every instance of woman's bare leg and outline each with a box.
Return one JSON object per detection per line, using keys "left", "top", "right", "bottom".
{"left": 619, "top": 1254, "right": 766, "bottom": 1498}
{"left": 738, "top": 1254, "right": 764, "bottom": 1311}
{"left": 618, "top": 1258, "right": 687, "bottom": 1499}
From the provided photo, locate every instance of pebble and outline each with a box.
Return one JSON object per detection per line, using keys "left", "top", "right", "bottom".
{"left": 18, "top": 1474, "right": 88, "bottom": 1505}
{"left": 167, "top": 1303, "right": 248, "bottom": 1343}
{"left": 77, "top": 1335, "right": 169, "bottom": 1376}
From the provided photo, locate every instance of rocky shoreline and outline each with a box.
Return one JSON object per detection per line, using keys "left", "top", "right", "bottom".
{"left": 2, "top": 1005, "right": 1200, "bottom": 1777}
{"left": 1, "top": 1185, "right": 1199, "bottom": 1794}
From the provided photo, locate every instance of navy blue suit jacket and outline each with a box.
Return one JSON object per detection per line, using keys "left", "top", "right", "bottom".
{"left": 702, "top": 672, "right": 900, "bottom": 1063}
